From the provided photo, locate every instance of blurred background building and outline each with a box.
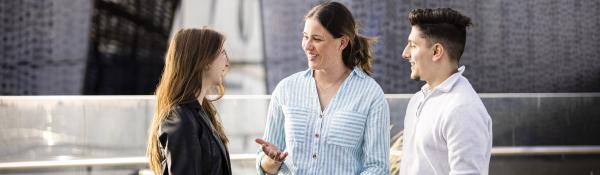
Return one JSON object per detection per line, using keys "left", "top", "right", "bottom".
{"left": 1, "top": 0, "right": 599, "bottom": 175}
{"left": 2, "top": 0, "right": 599, "bottom": 95}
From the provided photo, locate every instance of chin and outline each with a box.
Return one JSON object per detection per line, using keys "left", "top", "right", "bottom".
{"left": 212, "top": 78, "right": 222, "bottom": 85}
{"left": 308, "top": 63, "right": 319, "bottom": 69}
{"left": 410, "top": 74, "right": 421, "bottom": 81}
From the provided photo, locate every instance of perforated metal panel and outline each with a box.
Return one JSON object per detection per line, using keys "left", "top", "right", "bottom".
{"left": 0, "top": 0, "right": 91, "bottom": 95}
{"left": 262, "top": 0, "right": 600, "bottom": 93}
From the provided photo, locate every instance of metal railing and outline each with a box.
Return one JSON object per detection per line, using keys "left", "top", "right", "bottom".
{"left": 0, "top": 154, "right": 256, "bottom": 170}
{"left": 1, "top": 146, "right": 600, "bottom": 170}
{"left": 2, "top": 94, "right": 599, "bottom": 171}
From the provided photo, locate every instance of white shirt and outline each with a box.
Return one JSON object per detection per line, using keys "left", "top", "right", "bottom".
{"left": 400, "top": 66, "right": 493, "bottom": 175}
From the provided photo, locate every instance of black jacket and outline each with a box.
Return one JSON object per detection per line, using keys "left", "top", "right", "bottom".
{"left": 158, "top": 100, "right": 232, "bottom": 175}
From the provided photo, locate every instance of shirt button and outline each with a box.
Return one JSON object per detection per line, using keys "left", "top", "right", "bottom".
{"left": 315, "top": 133, "right": 320, "bottom": 138}
{"left": 312, "top": 154, "right": 317, "bottom": 159}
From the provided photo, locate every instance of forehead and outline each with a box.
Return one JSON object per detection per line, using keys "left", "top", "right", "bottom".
{"left": 303, "top": 18, "right": 329, "bottom": 36}
{"left": 408, "top": 26, "right": 425, "bottom": 41}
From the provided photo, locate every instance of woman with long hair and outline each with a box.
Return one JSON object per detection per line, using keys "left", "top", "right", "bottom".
{"left": 147, "top": 27, "right": 231, "bottom": 175}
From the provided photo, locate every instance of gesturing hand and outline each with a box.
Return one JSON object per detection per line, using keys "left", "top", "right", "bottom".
{"left": 255, "top": 138, "right": 288, "bottom": 162}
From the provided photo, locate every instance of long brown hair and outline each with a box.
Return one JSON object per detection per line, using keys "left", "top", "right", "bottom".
{"left": 146, "top": 27, "right": 229, "bottom": 174}
{"left": 305, "top": 1, "right": 376, "bottom": 75}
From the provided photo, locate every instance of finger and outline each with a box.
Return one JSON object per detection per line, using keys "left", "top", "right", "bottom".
{"left": 276, "top": 152, "right": 288, "bottom": 162}
{"left": 261, "top": 146, "right": 270, "bottom": 153}
{"left": 274, "top": 152, "right": 281, "bottom": 159}
{"left": 278, "top": 152, "right": 288, "bottom": 161}
{"left": 255, "top": 138, "right": 268, "bottom": 145}
{"left": 274, "top": 152, "right": 283, "bottom": 161}
{"left": 270, "top": 153, "right": 282, "bottom": 162}
{"left": 256, "top": 138, "right": 271, "bottom": 153}
{"left": 268, "top": 151, "right": 277, "bottom": 159}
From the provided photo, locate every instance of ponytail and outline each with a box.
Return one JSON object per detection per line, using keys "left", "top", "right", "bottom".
{"left": 343, "top": 35, "right": 376, "bottom": 76}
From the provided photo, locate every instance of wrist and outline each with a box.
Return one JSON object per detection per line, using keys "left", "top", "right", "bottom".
{"left": 260, "top": 155, "right": 282, "bottom": 174}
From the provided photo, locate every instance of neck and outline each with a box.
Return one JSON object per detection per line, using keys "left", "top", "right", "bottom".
{"left": 197, "top": 83, "right": 210, "bottom": 104}
{"left": 314, "top": 64, "right": 350, "bottom": 83}
{"left": 425, "top": 65, "right": 458, "bottom": 90}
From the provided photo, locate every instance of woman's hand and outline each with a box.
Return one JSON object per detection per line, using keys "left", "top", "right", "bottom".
{"left": 255, "top": 138, "right": 288, "bottom": 162}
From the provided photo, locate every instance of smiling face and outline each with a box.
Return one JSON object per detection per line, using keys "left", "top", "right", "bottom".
{"left": 302, "top": 17, "right": 346, "bottom": 71}
{"left": 402, "top": 26, "right": 435, "bottom": 81}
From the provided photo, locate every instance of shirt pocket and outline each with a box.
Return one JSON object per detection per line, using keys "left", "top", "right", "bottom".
{"left": 327, "top": 111, "right": 368, "bottom": 148}
{"left": 282, "top": 106, "right": 311, "bottom": 143}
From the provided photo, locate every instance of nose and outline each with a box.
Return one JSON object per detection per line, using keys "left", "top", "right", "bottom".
{"left": 402, "top": 44, "right": 410, "bottom": 60}
{"left": 224, "top": 62, "right": 230, "bottom": 73}
{"left": 303, "top": 39, "right": 314, "bottom": 51}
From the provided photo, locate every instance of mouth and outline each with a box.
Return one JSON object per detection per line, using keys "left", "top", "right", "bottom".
{"left": 307, "top": 52, "right": 318, "bottom": 61}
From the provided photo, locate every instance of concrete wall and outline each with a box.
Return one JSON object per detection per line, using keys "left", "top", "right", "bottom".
{"left": 1, "top": 94, "right": 599, "bottom": 174}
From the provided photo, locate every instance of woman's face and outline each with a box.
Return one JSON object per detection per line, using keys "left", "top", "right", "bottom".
{"left": 302, "top": 17, "right": 346, "bottom": 70}
{"left": 205, "top": 49, "right": 230, "bottom": 86}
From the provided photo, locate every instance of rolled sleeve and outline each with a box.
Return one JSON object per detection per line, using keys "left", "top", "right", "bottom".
{"left": 360, "top": 97, "right": 391, "bottom": 175}
{"left": 256, "top": 86, "right": 290, "bottom": 175}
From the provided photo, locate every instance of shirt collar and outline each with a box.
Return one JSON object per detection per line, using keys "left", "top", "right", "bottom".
{"left": 303, "top": 66, "right": 367, "bottom": 79}
{"left": 421, "top": 65, "right": 466, "bottom": 93}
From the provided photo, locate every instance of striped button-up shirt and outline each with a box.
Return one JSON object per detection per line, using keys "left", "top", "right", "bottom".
{"left": 256, "top": 67, "right": 390, "bottom": 175}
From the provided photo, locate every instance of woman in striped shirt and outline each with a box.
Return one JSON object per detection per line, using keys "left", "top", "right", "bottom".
{"left": 255, "top": 2, "right": 390, "bottom": 174}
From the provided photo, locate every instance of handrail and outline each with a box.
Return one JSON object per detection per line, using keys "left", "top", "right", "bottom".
{"left": 0, "top": 154, "right": 256, "bottom": 170}
{"left": 1, "top": 93, "right": 600, "bottom": 100}
{"left": 490, "top": 146, "right": 600, "bottom": 156}
{"left": 389, "top": 146, "right": 600, "bottom": 157}
{"left": 1, "top": 146, "right": 600, "bottom": 170}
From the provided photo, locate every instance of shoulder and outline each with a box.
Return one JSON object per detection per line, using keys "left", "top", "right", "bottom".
{"left": 274, "top": 70, "right": 309, "bottom": 90}
{"left": 407, "top": 91, "right": 421, "bottom": 106}
{"left": 353, "top": 75, "right": 385, "bottom": 97}
{"left": 442, "top": 92, "right": 491, "bottom": 125}
{"left": 271, "top": 70, "right": 310, "bottom": 99}
{"left": 160, "top": 105, "right": 198, "bottom": 134}
{"left": 447, "top": 76, "right": 486, "bottom": 109}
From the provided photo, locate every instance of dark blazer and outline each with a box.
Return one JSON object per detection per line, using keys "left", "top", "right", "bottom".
{"left": 158, "top": 100, "right": 232, "bottom": 175}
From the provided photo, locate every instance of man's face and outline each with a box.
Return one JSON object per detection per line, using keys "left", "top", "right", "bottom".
{"left": 402, "top": 26, "right": 434, "bottom": 81}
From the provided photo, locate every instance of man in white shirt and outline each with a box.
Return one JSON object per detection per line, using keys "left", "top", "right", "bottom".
{"left": 399, "top": 8, "right": 493, "bottom": 175}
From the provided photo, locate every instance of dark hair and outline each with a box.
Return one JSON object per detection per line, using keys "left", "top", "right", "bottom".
{"left": 305, "top": 1, "right": 376, "bottom": 75}
{"left": 408, "top": 8, "right": 472, "bottom": 62}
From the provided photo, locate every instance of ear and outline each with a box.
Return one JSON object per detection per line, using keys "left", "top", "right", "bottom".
{"left": 431, "top": 43, "right": 444, "bottom": 62}
{"left": 203, "top": 64, "right": 212, "bottom": 73}
{"left": 339, "top": 35, "right": 349, "bottom": 51}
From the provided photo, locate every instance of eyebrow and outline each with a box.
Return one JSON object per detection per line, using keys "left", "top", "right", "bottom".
{"left": 222, "top": 50, "right": 229, "bottom": 60}
{"left": 303, "top": 32, "right": 323, "bottom": 38}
